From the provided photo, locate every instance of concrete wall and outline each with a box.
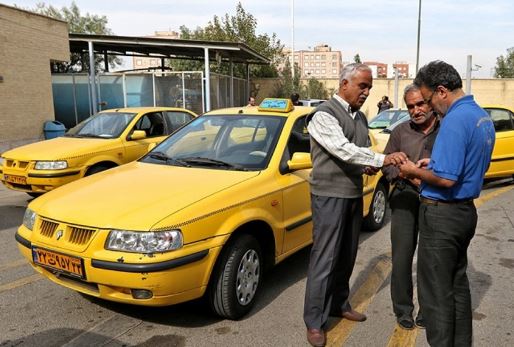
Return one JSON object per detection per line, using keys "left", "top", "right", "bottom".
{"left": 252, "top": 77, "right": 514, "bottom": 119}
{"left": 0, "top": 4, "right": 69, "bottom": 153}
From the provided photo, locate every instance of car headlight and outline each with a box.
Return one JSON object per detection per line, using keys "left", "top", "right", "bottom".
{"left": 106, "top": 229, "right": 183, "bottom": 253}
{"left": 23, "top": 208, "right": 37, "bottom": 231}
{"left": 34, "top": 161, "right": 68, "bottom": 170}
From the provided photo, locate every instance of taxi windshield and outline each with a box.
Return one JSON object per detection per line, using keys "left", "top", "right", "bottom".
{"left": 368, "top": 110, "right": 409, "bottom": 129}
{"left": 66, "top": 112, "right": 136, "bottom": 138}
{"left": 141, "top": 115, "right": 285, "bottom": 171}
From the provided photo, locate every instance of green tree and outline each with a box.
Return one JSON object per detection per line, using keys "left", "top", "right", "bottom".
{"left": 272, "top": 59, "right": 301, "bottom": 98}
{"left": 29, "top": 1, "right": 121, "bottom": 72}
{"left": 303, "top": 77, "right": 329, "bottom": 100}
{"left": 353, "top": 54, "right": 362, "bottom": 63}
{"left": 494, "top": 47, "right": 514, "bottom": 78}
{"left": 170, "top": 2, "right": 283, "bottom": 78}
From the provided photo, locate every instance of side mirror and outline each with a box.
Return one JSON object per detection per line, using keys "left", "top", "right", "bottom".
{"left": 130, "top": 130, "right": 147, "bottom": 140}
{"left": 287, "top": 152, "right": 312, "bottom": 171}
{"left": 147, "top": 142, "right": 157, "bottom": 152}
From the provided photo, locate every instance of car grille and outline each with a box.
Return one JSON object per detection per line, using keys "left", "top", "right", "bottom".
{"left": 37, "top": 218, "right": 98, "bottom": 250}
{"left": 5, "top": 159, "right": 30, "bottom": 170}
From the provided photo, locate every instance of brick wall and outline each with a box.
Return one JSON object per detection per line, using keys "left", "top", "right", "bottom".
{"left": 0, "top": 4, "right": 69, "bottom": 154}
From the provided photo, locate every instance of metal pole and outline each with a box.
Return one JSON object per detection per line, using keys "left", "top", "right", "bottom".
{"left": 204, "top": 48, "right": 211, "bottom": 112}
{"left": 122, "top": 73, "right": 127, "bottom": 107}
{"left": 291, "top": 0, "right": 295, "bottom": 80}
{"left": 88, "top": 41, "right": 98, "bottom": 114}
{"left": 415, "top": 0, "right": 422, "bottom": 74}
{"left": 466, "top": 55, "right": 472, "bottom": 94}
{"left": 152, "top": 72, "right": 156, "bottom": 106}
{"left": 229, "top": 59, "right": 234, "bottom": 107}
{"left": 394, "top": 66, "right": 399, "bottom": 108}
{"left": 182, "top": 72, "right": 186, "bottom": 108}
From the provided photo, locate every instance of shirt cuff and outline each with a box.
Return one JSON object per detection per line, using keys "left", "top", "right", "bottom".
{"left": 374, "top": 153, "right": 385, "bottom": 167}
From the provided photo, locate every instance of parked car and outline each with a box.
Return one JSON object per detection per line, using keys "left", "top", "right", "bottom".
{"left": 0, "top": 107, "right": 197, "bottom": 196}
{"left": 299, "top": 99, "right": 326, "bottom": 107}
{"left": 368, "top": 108, "right": 409, "bottom": 135}
{"left": 371, "top": 105, "right": 514, "bottom": 180}
{"left": 15, "top": 98, "right": 389, "bottom": 320}
{"left": 483, "top": 105, "right": 514, "bottom": 180}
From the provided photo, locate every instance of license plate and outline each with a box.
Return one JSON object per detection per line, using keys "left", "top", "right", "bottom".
{"left": 4, "top": 174, "right": 27, "bottom": 185}
{"left": 32, "top": 247, "right": 85, "bottom": 279}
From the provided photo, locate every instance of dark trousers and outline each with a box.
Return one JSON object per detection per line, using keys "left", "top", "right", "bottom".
{"left": 418, "top": 201, "right": 477, "bottom": 347}
{"left": 304, "top": 194, "right": 363, "bottom": 329}
{"left": 390, "top": 184, "right": 421, "bottom": 321}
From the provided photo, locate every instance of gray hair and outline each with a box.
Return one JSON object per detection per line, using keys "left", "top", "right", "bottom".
{"left": 339, "top": 63, "right": 372, "bottom": 84}
{"left": 403, "top": 83, "right": 420, "bottom": 101}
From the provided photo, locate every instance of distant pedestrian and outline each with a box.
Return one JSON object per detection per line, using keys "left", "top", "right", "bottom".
{"left": 399, "top": 60, "right": 495, "bottom": 347}
{"left": 247, "top": 96, "right": 256, "bottom": 107}
{"left": 291, "top": 93, "right": 302, "bottom": 106}
{"left": 377, "top": 95, "right": 393, "bottom": 113}
{"left": 382, "top": 84, "right": 439, "bottom": 331}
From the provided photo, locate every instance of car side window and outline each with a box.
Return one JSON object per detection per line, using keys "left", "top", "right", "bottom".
{"left": 287, "top": 116, "right": 311, "bottom": 157}
{"left": 163, "top": 111, "right": 194, "bottom": 133}
{"left": 133, "top": 112, "right": 165, "bottom": 137}
{"left": 487, "top": 108, "right": 514, "bottom": 132}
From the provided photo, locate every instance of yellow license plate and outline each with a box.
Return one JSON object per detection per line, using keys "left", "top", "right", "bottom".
{"left": 4, "top": 174, "right": 27, "bottom": 185}
{"left": 32, "top": 247, "right": 85, "bottom": 279}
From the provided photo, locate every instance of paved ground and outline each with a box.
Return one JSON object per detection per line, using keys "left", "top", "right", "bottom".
{"left": 1, "top": 180, "right": 513, "bottom": 346}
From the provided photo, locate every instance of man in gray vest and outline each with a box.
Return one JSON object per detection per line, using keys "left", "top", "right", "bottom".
{"left": 304, "top": 63, "right": 407, "bottom": 347}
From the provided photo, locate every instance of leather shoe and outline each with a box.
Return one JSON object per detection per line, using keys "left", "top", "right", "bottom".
{"left": 415, "top": 316, "right": 425, "bottom": 329}
{"left": 398, "top": 317, "right": 415, "bottom": 330}
{"left": 341, "top": 309, "right": 367, "bottom": 322}
{"left": 306, "top": 328, "right": 326, "bottom": 347}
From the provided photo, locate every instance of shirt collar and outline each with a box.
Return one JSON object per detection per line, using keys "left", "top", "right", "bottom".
{"left": 333, "top": 93, "right": 357, "bottom": 119}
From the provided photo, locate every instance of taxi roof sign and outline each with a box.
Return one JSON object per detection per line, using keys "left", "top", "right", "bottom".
{"left": 258, "top": 98, "right": 294, "bottom": 113}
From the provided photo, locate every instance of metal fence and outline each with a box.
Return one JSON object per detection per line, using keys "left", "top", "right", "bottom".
{"left": 52, "top": 72, "right": 248, "bottom": 129}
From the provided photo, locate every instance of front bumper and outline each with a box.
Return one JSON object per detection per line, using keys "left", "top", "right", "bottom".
{"left": 1, "top": 169, "right": 81, "bottom": 193}
{"left": 15, "top": 230, "right": 222, "bottom": 306}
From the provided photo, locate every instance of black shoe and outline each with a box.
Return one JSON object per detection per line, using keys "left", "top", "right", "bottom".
{"left": 415, "top": 316, "right": 425, "bottom": 329}
{"left": 397, "top": 317, "right": 415, "bottom": 330}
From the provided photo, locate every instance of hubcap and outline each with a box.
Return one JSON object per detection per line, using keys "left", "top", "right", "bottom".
{"left": 235, "top": 249, "right": 260, "bottom": 306}
{"left": 372, "top": 189, "right": 386, "bottom": 224}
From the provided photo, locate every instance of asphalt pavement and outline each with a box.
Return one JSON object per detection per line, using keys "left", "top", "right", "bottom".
{"left": 1, "top": 180, "right": 513, "bottom": 347}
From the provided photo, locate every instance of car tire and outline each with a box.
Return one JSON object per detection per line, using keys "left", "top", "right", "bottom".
{"left": 363, "top": 182, "right": 387, "bottom": 231}
{"left": 208, "top": 234, "right": 262, "bottom": 320}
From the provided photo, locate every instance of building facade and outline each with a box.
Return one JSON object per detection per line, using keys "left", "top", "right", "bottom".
{"left": 364, "top": 61, "right": 388, "bottom": 78}
{"left": 0, "top": 4, "right": 69, "bottom": 153}
{"left": 284, "top": 44, "right": 343, "bottom": 79}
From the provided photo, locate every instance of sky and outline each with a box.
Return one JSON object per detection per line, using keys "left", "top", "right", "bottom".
{"left": 8, "top": 0, "right": 514, "bottom": 78}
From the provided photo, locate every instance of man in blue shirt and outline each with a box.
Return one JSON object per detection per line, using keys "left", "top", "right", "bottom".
{"left": 399, "top": 61, "right": 495, "bottom": 347}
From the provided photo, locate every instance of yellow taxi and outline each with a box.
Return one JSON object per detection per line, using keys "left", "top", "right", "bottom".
{"left": 483, "top": 105, "right": 514, "bottom": 179}
{"left": 0, "top": 107, "right": 197, "bottom": 196}
{"left": 15, "top": 99, "right": 389, "bottom": 320}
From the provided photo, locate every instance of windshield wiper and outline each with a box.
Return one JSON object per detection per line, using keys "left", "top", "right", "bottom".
{"left": 148, "top": 152, "right": 189, "bottom": 167}
{"left": 75, "top": 133, "right": 109, "bottom": 138}
{"left": 180, "top": 157, "right": 247, "bottom": 171}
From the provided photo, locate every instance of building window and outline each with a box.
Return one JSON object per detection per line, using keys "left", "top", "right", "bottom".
{"left": 321, "top": 54, "right": 326, "bottom": 60}
{"left": 315, "top": 55, "right": 320, "bottom": 60}
{"left": 332, "top": 62, "right": 337, "bottom": 67}
{"left": 315, "top": 62, "right": 320, "bottom": 67}
{"left": 321, "top": 69, "right": 326, "bottom": 74}
{"left": 304, "top": 62, "right": 309, "bottom": 67}
{"left": 321, "top": 62, "right": 326, "bottom": 67}
{"left": 332, "top": 69, "right": 337, "bottom": 74}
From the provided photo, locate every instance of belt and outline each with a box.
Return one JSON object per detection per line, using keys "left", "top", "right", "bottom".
{"left": 419, "top": 196, "right": 474, "bottom": 206}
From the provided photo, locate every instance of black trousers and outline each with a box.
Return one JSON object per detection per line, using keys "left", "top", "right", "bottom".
{"left": 389, "top": 184, "right": 421, "bottom": 321}
{"left": 304, "top": 194, "right": 363, "bottom": 329}
{"left": 418, "top": 201, "right": 477, "bottom": 347}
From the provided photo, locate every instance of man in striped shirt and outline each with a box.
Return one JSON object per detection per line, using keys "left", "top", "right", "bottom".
{"left": 304, "top": 63, "right": 407, "bottom": 347}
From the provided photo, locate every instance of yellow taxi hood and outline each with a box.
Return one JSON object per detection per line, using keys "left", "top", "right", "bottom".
{"left": 2, "top": 136, "right": 119, "bottom": 161}
{"left": 30, "top": 162, "right": 260, "bottom": 230}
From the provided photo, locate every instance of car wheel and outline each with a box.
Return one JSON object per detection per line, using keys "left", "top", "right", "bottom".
{"left": 363, "top": 182, "right": 387, "bottom": 231}
{"left": 208, "top": 234, "right": 262, "bottom": 320}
